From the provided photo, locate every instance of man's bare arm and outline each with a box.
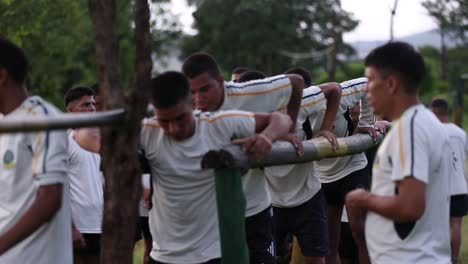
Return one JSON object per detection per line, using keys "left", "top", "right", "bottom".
{"left": 0, "top": 184, "right": 62, "bottom": 254}
{"left": 285, "top": 74, "right": 304, "bottom": 132}
{"left": 346, "top": 177, "right": 426, "bottom": 222}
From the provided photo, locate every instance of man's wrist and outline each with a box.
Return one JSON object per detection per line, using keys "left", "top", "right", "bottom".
{"left": 258, "top": 133, "right": 273, "bottom": 145}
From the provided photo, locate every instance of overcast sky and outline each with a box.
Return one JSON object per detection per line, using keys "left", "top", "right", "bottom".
{"left": 170, "top": 0, "right": 437, "bottom": 42}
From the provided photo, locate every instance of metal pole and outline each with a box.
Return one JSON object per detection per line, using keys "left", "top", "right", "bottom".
{"left": 0, "top": 109, "right": 124, "bottom": 133}
{"left": 202, "top": 133, "right": 384, "bottom": 170}
{"left": 214, "top": 168, "right": 249, "bottom": 264}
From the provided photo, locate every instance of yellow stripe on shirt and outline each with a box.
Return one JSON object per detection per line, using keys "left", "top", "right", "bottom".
{"left": 300, "top": 97, "right": 326, "bottom": 108}
{"left": 200, "top": 113, "right": 254, "bottom": 123}
{"left": 227, "top": 83, "right": 290, "bottom": 97}
{"left": 32, "top": 132, "right": 42, "bottom": 177}
{"left": 397, "top": 120, "right": 406, "bottom": 172}
{"left": 342, "top": 88, "right": 365, "bottom": 97}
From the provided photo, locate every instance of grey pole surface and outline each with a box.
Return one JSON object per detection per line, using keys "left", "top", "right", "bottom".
{"left": 202, "top": 132, "right": 384, "bottom": 170}
{"left": 0, "top": 109, "right": 125, "bottom": 133}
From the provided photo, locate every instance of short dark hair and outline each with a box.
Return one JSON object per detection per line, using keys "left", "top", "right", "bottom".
{"left": 0, "top": 37, "right": 29, "bottom": 84}
{"left": 90, "top": 83, "right": 100, "bottom": 96}
{"left": 232, "top": 67, "right": 249, "bottom": 75}
{"left": 431, "top": 98, "right": 449, "bottom": 116}
{"left": 285, "top": 66, "right": 312, "bottom": 87}
{"left": 182, "top": 52, "right": 221, "bottom": 78}
{"left": 64, "top": 86, "right": 95, "bottom": 107}
{"left": 365, "top": 42, "right": 425, "bottom": 94}
{"left": 152, "top": 71, "right": 190, "bottom": 109}
{"left": 238, "top": 70, "right": 266, "bottom": 82}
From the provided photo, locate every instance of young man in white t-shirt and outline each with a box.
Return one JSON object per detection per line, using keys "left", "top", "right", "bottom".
{"left": 141, "top": 71, "right": 293, "bottom": 264}
{"left": 431, "top": 98, "right": 468, "bottom": 263}
{"left": 346, "top": 41, "right": 452, "bottom": 263}
{"left": 64, "top": 86, "right": 103, "bottom": 264}
{"left": 182, "top": 52, "right": 312, "bottom": 264}
{"left": 0, "top": 37, "right": 72, "bottom": 263}
{"left": 286, "top": 66, "right": 376, "bottom": 264}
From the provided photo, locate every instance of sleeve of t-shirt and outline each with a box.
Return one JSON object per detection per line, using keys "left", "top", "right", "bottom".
{"left": 297, "top": 85, "right": 327, "bottom": 125}
{"left": 390, "top": 113, "right": 429, "bottom": 184}
{"left": 209, "top": 110, "right": 256, "bottom": 140}
{"left": 140, "top": 118, "right": 160, "bottom": 151}
{"left": 339, "top": 78, "right": 367, "bottom": 111}
{"left": 223, "top": 75, "right": 292, "bottom": 112}
{"left": 339, "top": 77, "right": 373, "bottom": 127}
{"left": 33, "top": 129, "right": 68, "bottom": 186}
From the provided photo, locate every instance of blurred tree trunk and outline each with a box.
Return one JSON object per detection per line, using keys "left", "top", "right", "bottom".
{"left": 88, "top": 0, "right": 152, "bottom": 263}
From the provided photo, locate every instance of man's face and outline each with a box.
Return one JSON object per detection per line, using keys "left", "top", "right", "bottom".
{"left": 364, "top": 66, "right": 392, "bottom": 117}
{"left": 231, "top": 73, "right": 241, "bottom": 83}
{"left": 187, "top": 72, "right": 224, "bottom": 112}
{"left": 155, "top": 98, "right": 195, "bottom": 141}
{"left": 67, "top": 95, "right": 96, "bottom": 113}
{"left": 94, "top": 95, "right": 103, "bottom": 111}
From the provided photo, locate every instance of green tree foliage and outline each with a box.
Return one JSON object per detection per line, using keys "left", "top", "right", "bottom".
{"left": 0, "top": 0, "right": 96, "bottom": 107}
{"left": 183, "top": 0, "right": 358, "bottom": 76}
{"left": 0, "top": 0, "right": 181, "bottom": 107}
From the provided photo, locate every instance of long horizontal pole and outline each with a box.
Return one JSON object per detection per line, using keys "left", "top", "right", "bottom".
{"left": 0, "top": 109, "right": 125, "bottom": 133}
{"left": 202, "top": 133, "right": 384, "bottom": 169}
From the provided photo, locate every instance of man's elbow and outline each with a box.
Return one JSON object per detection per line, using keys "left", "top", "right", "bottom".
{"left": 287, "top": 74, "right": 305, "bottom": 93}
{"left": 399, "top": 202, "right": 425, "bottom": 221}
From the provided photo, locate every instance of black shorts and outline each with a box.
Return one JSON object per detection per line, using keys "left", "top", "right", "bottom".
{"left": 322, "top": 167, "right": 370, "bottom": 206}
{"left": 245, "top": 207, "right": 274, "bottom": 264}
{"left": 339, "top": 222, "right": 358, "bottom": 259}
{"left": 273, "top": 190, "right": 329, "bottom": 257}
{"left": 75, "top": 233, "right": 101, "bottom": 256}
{"left": 450, "top": 194, "right": 468, "bottom": 217}
{"left": 149, "top": 258, "right": 221, "bottom": 264}
{"left": 135, "top": 216, "right": 153, "bottom": 242}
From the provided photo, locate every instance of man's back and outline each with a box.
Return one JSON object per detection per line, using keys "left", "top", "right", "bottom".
{"left": 366, "top": 105, "right": 451, "bottom": 263}
{"left": 443, "top": 123, "right": 468, "bottom": 196}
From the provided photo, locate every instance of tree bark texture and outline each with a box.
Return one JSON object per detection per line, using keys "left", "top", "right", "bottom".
{"left": 89, "top": 0, "right": 152, "bottom": 263}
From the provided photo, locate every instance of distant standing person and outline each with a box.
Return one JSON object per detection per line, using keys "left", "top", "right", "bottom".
{"left": 0, "top": 37, "right": 72, "bottom": 263}
{"left": 431, "top": 98, "right": 468, "bottom": 263}
{"left": 346, "top": 42, "right": 452, "bottom": 263}
{"left": 65, "top": 86, "right": 103, "bottom": 264}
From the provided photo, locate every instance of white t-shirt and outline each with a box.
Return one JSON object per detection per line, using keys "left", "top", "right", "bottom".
{"left": 443, "top": 123, "right": 468, "bottom": 195}
{"left": 222, "top": 75, "right": 292, "bottom": 216}
{"left": 141, "top": 110, "right": 255, "bottom": 263}
{"left": 264, "top": 86, "right": 326, "bottom": 207}
{"left": 365, "top": 105, "right": 451, "bottom": 264}
{"left": 314, "top": 77, "right": 372, "bottom": 183}
{"left": 67, "top": 130, "right": 103, "bottom": 233}
{"left": 0, "top": 96, "right": 72, "bottom": 264}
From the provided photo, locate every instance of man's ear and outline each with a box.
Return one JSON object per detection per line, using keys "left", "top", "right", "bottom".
{"left": 66, "top": 104, "right": 74, "bottom": 113}
{"left": 386, "top": 75, "right": 399, "bottom": 95}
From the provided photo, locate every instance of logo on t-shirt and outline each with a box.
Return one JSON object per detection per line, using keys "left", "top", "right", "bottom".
{"left": 3, "top": 150, "right": 15, "bottom": 168}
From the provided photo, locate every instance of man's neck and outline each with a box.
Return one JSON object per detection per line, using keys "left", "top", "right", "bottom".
{"left": 388, "top": 95, "right": 420, "bottom": 121}
{"left": 438, "top": 115, "right": 449, "bottom": 123}
{"left": 0, "top": 84, "right": 28, "bottom": 115}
